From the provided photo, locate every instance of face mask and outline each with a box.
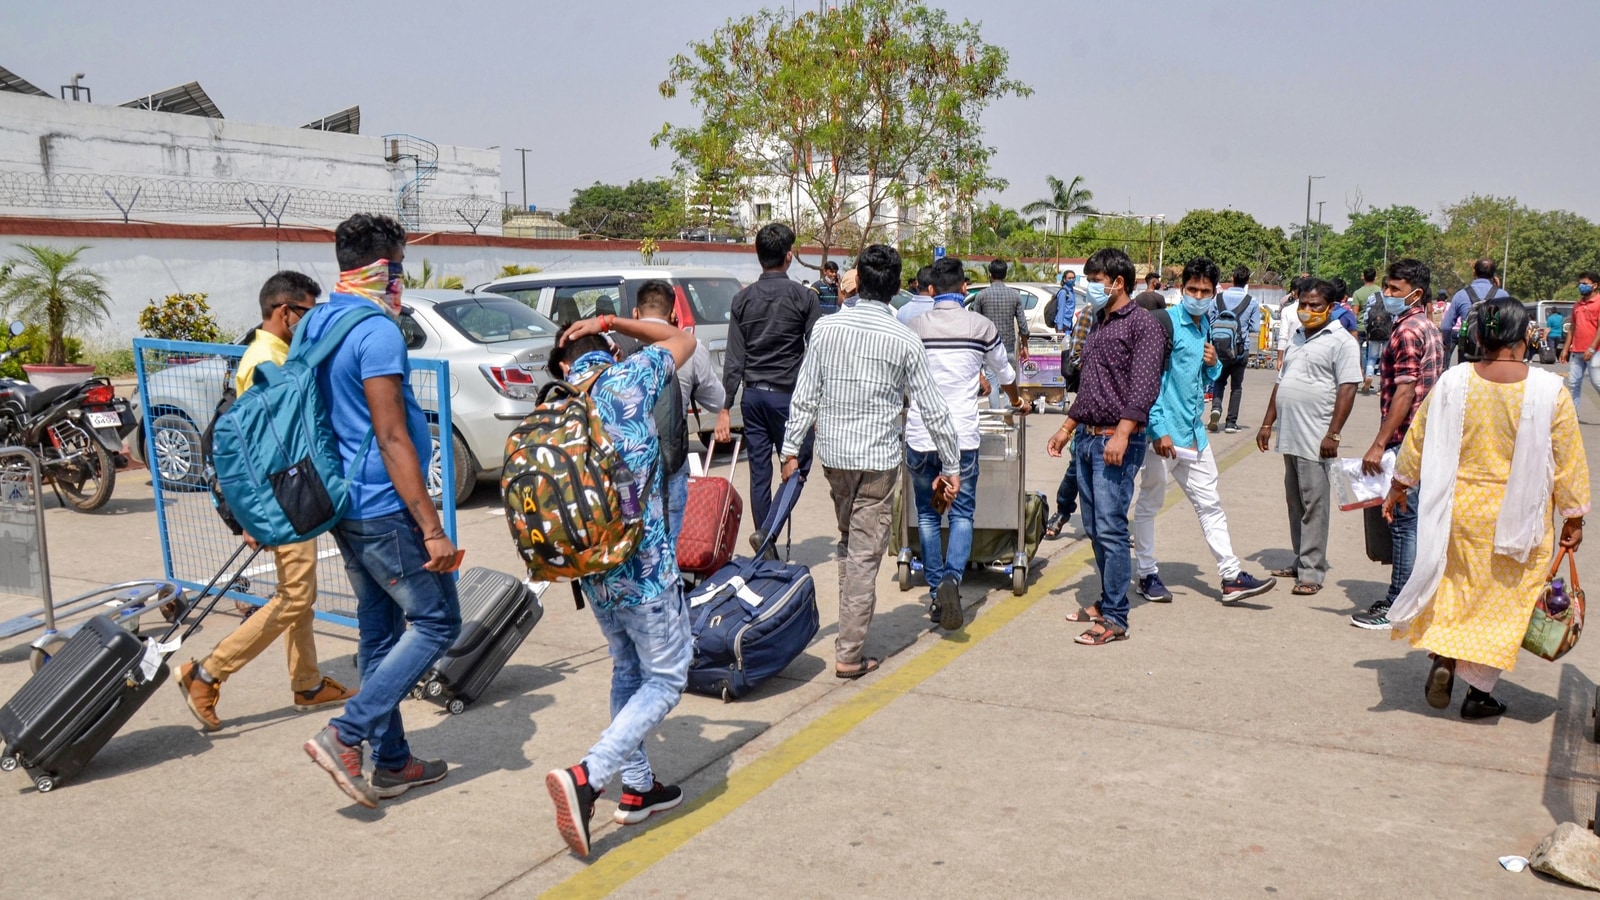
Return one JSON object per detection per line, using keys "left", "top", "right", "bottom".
{"left": 1298, "top": 307, "right": 1330, "bottom": 330}
{"left": 337, "top": 259, "right": 404, "bottom": 316}
{"left": 1581, "top": 284, "right": 1595, "bottom": 296}
{"left": 1381, "top": 289, "right": 1417, "bottom": 316}
{"left": 1181, "top": 294, "right": 1213, "bottom": 317}
{"left": 1084, "top": 281, "right": 1110, "bottom": 310}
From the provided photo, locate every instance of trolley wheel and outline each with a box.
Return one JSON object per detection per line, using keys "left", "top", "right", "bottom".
{"left": 35, "top": 775, "right": 54, "bottom": 793}
{"left": 0, "top": 755, "right": 17, "bottom": 772}
{"left": 426, "top": 680, "right": 444, "bottom": 698}
{"left": 1012, "top": 565, "right": 1027, "bottom": 596}
{"left": 721, "top": 687, "right": 733, "bottom": 703}
{"left": 28, "top": 647, "right": 48, "bottom": 674}
{"left": 897, "top": 561, "right": 912, "bottom": 592}
{"left": 446, "top": 698, "right": 466, "bottom": 716}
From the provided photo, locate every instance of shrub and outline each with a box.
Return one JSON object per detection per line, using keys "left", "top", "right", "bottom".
{"left": 0, "top": 319, "right": 83, "bottom": 378}
{"left": 138, "top": 292, "right": 225, "bottom": 343}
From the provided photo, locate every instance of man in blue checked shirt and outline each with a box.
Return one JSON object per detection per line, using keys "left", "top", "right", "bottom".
{"left": 1131, "top": 257, "right": 1277, "bottom": 604}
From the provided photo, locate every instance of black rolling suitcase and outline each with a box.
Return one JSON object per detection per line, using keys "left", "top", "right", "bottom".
{"left": 0, "top": 545, "right": 260, "bottom": 793}
{"left": 417, "top": 567, "right": 545, "bottom": 715}
{"left": 1363, "top": 505, "right": 1394, "bottom": 565}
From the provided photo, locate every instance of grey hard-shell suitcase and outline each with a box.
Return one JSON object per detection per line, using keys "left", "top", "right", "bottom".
{"left": 417, "top": 567, "right": 545, "bottom": 715}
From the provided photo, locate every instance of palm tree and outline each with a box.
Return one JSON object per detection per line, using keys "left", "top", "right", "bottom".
{"left": 0, "top": 244, "right": 110, "bottom": 366}
{"left": 402, "top": 259, "right": 465, "bottom": 291}
{"left": 1022, "top": 175, "right": 1097, "bottom": 233}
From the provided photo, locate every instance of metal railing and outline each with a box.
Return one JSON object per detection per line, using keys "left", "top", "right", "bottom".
{"left": 0, "top": 446, "right": 51, "bottom": 611}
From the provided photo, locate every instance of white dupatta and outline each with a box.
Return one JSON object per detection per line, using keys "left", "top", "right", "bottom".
{"left": 1387, "top": 365, "right": 1564, "bottom": 626}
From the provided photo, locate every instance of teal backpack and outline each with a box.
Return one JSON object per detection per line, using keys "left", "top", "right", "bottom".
{"left": 211, "top": 304, "right": 385, "bottom": 546}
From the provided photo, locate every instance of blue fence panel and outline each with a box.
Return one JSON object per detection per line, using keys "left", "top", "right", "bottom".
{"left": 132, "top": 338, "right": 456, "bottom": 628}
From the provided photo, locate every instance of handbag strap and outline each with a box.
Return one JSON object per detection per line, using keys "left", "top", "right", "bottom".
{"left": 1548, "top": 546, "right": 1581, "bottom": 592}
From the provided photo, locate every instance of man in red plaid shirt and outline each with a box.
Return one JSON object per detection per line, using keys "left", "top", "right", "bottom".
{"left": 1351, "top": 259, "right": 1444, "bottom": 629}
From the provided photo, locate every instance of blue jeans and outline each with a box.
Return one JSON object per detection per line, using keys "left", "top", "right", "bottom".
{"left": 1074, "top": 428, "right": 1147, "bottom": 631}
{"left": 1055, "top": 453, "right": 1079, "bottom": 521}
{"left": 329, "top": 511, "right": 462, "bottom": 770}
{"left": 584, "top": 588, "right": 693, "bottom": 791}
{"left": 1363, "top": 340, "right": 1382, "bottom": 378}
{"left": 906, "top": 448, "right": 980, "bottom": 591}
{"left": 1386, "top": 484, "right": 1419, "bottom": 605}
{"left": 742, "top": 388, "right": 814, "bottom": 532}
{"left": 1568, "top": 356, "right": 1600, "bottom": 405}
{"left": 667, "top": 464, "right": 689, "bottom": 549}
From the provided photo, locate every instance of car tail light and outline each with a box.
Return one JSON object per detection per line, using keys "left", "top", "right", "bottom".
{"left": 84, "top": 384, "right": 115, "bottom": 405}
{"left": 482, "top": 363, "right": 539, "bottom": 400}
{"left": 673, "top": 284, "right": 695, "bottom": 335}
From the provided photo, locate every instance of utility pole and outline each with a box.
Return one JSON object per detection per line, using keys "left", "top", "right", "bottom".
{"left": 1382, "top": 216, "right": 1391, "bottom": 273}
{"left": 1502, "top": 200, "right": 1514, "bottom": 292}
{"left": 1302, "top": 175, "right": 1324, "bottom": 273}
{"left": 515, "top": 148, "right": 531, "bottom": 211}
{"left": 1314, "top": 201, "right": 1325, "bottom": 273}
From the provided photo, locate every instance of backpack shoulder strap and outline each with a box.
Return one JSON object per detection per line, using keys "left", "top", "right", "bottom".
{"left": 1463, "top": 284, "right": 1482, "bottom": 305}
{"left": 288, "top": 304, "right": 386, "bottom": 369}
{"left": 1232, "top": 294, "right": 1253, "bottom": 316}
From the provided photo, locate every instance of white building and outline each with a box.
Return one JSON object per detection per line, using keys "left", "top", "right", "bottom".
{"left": 0, "top": 68, "right": 501, "bottom": 233}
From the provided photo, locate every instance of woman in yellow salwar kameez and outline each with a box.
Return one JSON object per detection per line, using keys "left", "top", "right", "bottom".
{"left": 1385, "top": 298, "right": 1589, "bottom": 719}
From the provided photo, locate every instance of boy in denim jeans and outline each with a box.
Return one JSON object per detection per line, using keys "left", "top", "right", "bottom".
{"left": 541, "top": 313, "right": 698, "bottom": 858}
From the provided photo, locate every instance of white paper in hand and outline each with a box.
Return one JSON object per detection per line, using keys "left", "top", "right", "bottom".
{"left": 1171, "top": 446, "right": 1200, "bottom": 462}
{"left": 1331, "top": 451, "right": 1395, "bottom": 511}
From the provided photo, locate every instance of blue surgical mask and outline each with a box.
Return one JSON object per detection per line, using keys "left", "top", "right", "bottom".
{"left": 1581, "top": 283, "right": 1595, "bottom": 296}
{"left": 1084, "top": 282, "right": 1110, "bottom": 310}
{"left": 1381, "top": 289, "right": 1416, "bottom": 316}
{"left": 1181, "top": 294, "right": 1213, "bottom": 317}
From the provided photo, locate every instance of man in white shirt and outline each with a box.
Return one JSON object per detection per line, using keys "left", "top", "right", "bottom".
{"left": 897, "top": 265, "right": 938, "bottom": 325}
{"left": 905, "top": 256, "right": 1022, "bottom": 630}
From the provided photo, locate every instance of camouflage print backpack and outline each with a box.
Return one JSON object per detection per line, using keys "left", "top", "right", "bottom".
{"left": 502, "top": 367, "right": 645, "bottom": 596}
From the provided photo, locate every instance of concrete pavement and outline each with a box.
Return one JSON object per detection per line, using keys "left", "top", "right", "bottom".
{"left": 2, "top": 366, "right": 1598, "bottom": 898}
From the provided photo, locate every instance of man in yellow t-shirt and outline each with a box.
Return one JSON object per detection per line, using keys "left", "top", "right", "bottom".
{"left": 175, "top": 271, "right": 354, "bottom": 730}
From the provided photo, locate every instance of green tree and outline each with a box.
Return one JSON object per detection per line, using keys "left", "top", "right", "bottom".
{"left": 402, "top": 259, "right": 464, "bottom": 290}
{"left": 0, "top": 244, "right": 110, "bottom": 366}
{"left": 1164, "top": 210, "right": 1293, "bottom": 283}
{"left": 1021, "top": 174, "right": 1096, "bottom": 232}
{"left": 656, "top": 0, "right": 1031, "bottom": 266}
{"left": 970, "top": 202, "right": 1032, "bottom": 247}
{"left": 1315, "top": 205, "right": 1443, "bottom": 288}
{"left": 1502, "top": 208, "right": 1600, "bottom": 301}
{"left": 559, "top": 178, "right": 687, "bottom": 240}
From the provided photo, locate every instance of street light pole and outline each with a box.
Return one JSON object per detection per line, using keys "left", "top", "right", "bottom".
{"left": 1503, "top": 200, "right": 1514, "bottom": 292}
{"left": 1302, "top": 175, "right": 1323, "bottom": 273}
{"left": 1314, "top": 201, "right": 1325, "bottom": 274}
{"left": 515, "top": 148, "right": 531, "bottom": 211}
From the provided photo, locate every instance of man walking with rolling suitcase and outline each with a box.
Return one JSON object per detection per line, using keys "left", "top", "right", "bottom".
{"left": 542, "top": 313, "right": 699, "bottom": 858}
{"left": 780, "top": 244, "right": 962, "bottom": 678}
{"left": 176, "top": 272, "right": 354, "bottom": 730}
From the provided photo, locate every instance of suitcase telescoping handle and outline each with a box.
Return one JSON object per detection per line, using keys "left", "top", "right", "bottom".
{"left": 702, "top": 433, "right": 742, "bottom": 479}
{"left": 156, "top": 542, "right": 265, "bottom": 648}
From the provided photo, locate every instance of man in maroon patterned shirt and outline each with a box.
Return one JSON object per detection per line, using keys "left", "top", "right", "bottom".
{"left": 1045, "top": 248, "right": 1167, "bottom": 645}
{"left": 1350, "top": 258, "right": 1444, "bottom": 630}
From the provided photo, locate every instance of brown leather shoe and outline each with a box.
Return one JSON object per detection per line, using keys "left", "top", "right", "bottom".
{"left": 294, "top": 677, "right": 356, "bottom": 712}
{"left": 176, "top": 660, "right": 222, "bottom": 731}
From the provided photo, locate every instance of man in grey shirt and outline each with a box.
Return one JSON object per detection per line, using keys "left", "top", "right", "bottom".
{"left": 970, "top": 258, "right": 1029, "bottom": 407}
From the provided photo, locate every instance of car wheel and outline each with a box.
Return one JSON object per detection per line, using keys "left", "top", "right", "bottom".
{"left": 149, "top": 410, "right": 207, "bottom": 491}
{"left": 427, "top": 421, "right": 476, "bottom": 506}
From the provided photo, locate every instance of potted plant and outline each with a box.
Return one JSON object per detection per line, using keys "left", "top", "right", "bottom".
{"left": 138, "top": 292, "right": 225, "bottom": 364}
{"left": 0, "top": 244, "right": 111, "bottom": 389}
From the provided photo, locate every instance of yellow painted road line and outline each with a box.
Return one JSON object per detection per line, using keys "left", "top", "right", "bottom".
{"left": 540, "top": 435, "right": 1264, "bottom": 899}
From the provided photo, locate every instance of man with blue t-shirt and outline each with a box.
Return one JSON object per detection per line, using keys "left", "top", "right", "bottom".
{"left": 301, "top": 214, "right": 462, "bottom": 809}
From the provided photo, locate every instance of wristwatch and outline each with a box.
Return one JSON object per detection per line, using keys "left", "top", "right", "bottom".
{"left": 1327, "top": 432, "right": 1341, "bottom": 442}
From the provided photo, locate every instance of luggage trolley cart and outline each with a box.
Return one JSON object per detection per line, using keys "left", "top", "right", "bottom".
{"left": 1016, "top": 335, "right": 1067, "bottom": 412}
{"left": 894, "top": 409, "right": 1033, "bottom": 596}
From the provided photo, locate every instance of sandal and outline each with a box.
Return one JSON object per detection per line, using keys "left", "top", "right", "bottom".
{"left": 1044, "top": 514, "right": 1066, "bottom": 540}
{"left": 835, "top": 658, "right": 881, "bottom": 680}
{"left": 1290, "top": 582, "right": 1321, "bottom": 595}
{"left": 1269, "top": 568, "right": 1296, "bottom": 579}
{"left": 1074, "top": 623, "right": 1128, "bottom": 646}
{"left": 1064, "top": 606, "right": 1103, "bottom": 623}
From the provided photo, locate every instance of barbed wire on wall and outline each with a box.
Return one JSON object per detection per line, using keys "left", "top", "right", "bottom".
{"left": 0, "top": 170, "right": 501, "bottom": 232}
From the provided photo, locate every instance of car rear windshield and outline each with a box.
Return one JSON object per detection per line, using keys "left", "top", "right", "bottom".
{"left": 678, "top": 278, "right": 739, "bottom": 325}
{"left": 433, "top": 297, "right": 557, "bottom": 343}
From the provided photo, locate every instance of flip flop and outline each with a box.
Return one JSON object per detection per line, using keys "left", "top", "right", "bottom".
{"left": 1269, "top": 568, "right": 1296, "bottom": 579}
{"left": 835, "top": 658, "right": 881, "bottom": 680}
{"left": 1064, "top": 607, "right": 1103, "bottom": 623}
{"left": 1074, "top": 623, "right": 1128, "bottom": 646}
{"left": 1291, "top": 582, "right": 1322, "bottom": 595}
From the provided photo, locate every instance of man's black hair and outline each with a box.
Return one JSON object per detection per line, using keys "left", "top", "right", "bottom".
{"left": 1083, "top": 248, "right": 1136, "bottom": 295}
{"left": 755, "top": 223, "right": 796, "bottom": 270}
{"left": 635, "top": 279, "right": 674, "bottom": 317}
{"left": 334, "top": 213, "right": 406, "bottom": 271}
{"left": 1231, "top": 265, "right": 1250, "bottom": 287}
{"left": 546, "top": 320, "right": 614, "bottom": 381}
{"left": 1180, "top": 257, "right": 1220, "bottom": 290}
{"left": 915, "top": 265, "right": 934, "bottom": 292}
{"left": 822, "top": 260, "right": 839, "bottom": 274}
{"left": 988, "top": 258, "right": 1008, "bottom": 281}
{"left": 1475, "top": 296, "right": 1529, "bottom": 354}
{"left": 1300, "top": 278, "right": 1338, "bottom": 305}
{"left": 1362, "top": 267, "right": 1377, "bottom": 282}
{"left": 1579, "top": 271, "right": 1600, "bottom": 284}
{"left": 930, "top": 257, "right": 964, "bottom": 295}
{"left": 856, "top": 244, "right": 902, "bottom": 302}
{"left": 1473, "top": 258, "right": 1497, "bottom": 280}
{"left": 1386, "top": 258, "right": 1432, "bottom": 298}
{"left": 1146, "top": 273, "right": 1160, "bottom": 285}
{"left": 1330, "top": 277, "right": 1349, "bottom": 303}
{"left": 258, "top": 270, "right": 321, "bottom": 319}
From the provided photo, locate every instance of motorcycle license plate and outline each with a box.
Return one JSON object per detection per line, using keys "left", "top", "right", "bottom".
{"left": 87, "top": 411, "right": 121, "bottom": 429}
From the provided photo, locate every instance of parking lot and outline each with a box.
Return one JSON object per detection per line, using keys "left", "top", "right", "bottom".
{"left": 2, "top": 367, "right": 1598, "bottom": 898}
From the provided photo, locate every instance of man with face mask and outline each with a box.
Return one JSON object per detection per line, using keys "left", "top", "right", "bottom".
{"left": 175, "top": 272, "right": 355, "bottom": 731}
{"left": 300, "top": 213, "right": 462, "bottom": 809}
{"left": 1350, "top": 260, "right": 1444, "bottom": 629}
{"left": 1559, "top": 272, "right": 1600, "bottom": 405}
{"left": 1132, "top": 258, "right": 1277, "bottom": 605}
{"left": 1256, "top": 279, "right": 1362, "bottom": 596}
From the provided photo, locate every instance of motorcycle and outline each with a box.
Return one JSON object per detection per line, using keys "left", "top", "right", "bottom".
{"left": 0, "top": 321, "right": 136, "bottom": 511}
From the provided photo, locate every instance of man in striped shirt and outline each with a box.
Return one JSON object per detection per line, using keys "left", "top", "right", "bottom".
{"left": 971, "top": 259, "right": 1030, "bottom": 408}
{"left": 906, "top": 256, "right": 1022, "bottom": 630}
{"left": 781, "top": 245, "right": 962, "bottom": 678}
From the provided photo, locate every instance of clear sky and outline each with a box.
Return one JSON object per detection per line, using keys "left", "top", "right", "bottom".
{"left": 4, "top": 0, "right": 1596, "bottom": 232}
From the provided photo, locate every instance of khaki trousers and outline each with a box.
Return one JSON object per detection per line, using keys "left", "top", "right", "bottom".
{"left": 823, "top": 467, "right": 898, "bottom": 665}
{"left": 202, "top": 539, "right": 322, "bottom": 692}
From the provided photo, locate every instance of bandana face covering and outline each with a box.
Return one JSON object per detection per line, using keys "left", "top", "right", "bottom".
{"left": 337, "top": 259, "right": 404, "bottom": 315}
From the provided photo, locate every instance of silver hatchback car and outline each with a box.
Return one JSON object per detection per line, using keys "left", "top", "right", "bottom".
{"left": 129, "top": 289, "right": 557, "bottom": 504}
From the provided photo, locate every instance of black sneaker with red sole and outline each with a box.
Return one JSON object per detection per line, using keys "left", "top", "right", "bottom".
{"left": 614, "top": 780, "right": 683, "bottom": 825}
{"left": 546, "top": 763, "right": 599, "bottom": 856}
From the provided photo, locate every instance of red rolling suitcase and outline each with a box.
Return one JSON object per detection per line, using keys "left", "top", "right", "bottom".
{"left": 677, "top": 437, "right": 743, "bottom": 577}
